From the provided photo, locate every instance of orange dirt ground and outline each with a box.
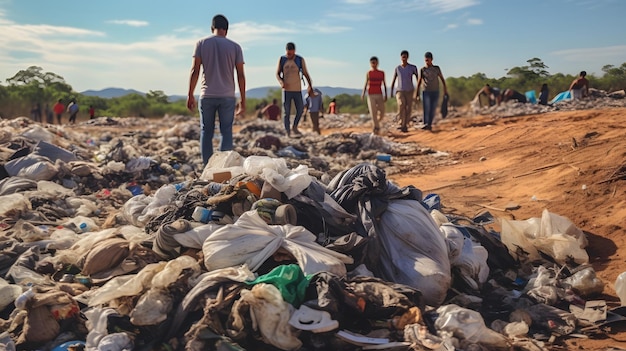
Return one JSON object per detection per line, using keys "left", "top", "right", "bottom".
{"left": 321, "top": 106, "right": 626, "bottom": 350}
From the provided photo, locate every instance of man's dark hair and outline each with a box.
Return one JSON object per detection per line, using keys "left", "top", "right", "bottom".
{"left": 580, "top": 71, "right": 587, "bottom": 77}
{"left": 286, "top": 42, "right": 296, "bottom": 50}
{"left": 370, "top": 56, "right": 378, "bottom": 62}
{"left": 400, "top": 50, "right": 409, "bottom": 57}
{"left": 211, "top": 14, "right": 229, "bottom": 31}
{"left": 424, "top": 51, "right": 433, "bottom": 59}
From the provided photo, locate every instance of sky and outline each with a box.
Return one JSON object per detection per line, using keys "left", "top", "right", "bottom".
{"left": 1, "top": 0, "right": 625, "bottom": 96}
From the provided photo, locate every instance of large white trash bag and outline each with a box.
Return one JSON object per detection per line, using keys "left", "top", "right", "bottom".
{"left": 202, "top": 211, "right": 352, "bottom": 276}
{"left": 500, "top": 209, "right": 588, "bottom": 265}
{"left": 377, "top": 199, "right": 451, "bottom": 306}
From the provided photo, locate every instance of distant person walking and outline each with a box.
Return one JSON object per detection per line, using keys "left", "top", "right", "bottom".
{"left": 89, "top": 105, "right": 95, "bottom": 119}
{"left": 45, "top": 104, "right": 54, "bottom": 124}
{"left": 53, "top": 99, "right": 65, "bottom": 124}
{"left": 538, "top": 83, "right": 549, "bottom": 105}
{"left": 30, "top": 103, "right": 42, "bottom": 123}
{"left": 187, "top": 14, "right": 246, "bottom": 165}
{"left": 390, "top": 50, "right": 419, "bottom": 132}
{"left": 361, "top": 56, "right": 387, "bottom": 135}
{"left": 569, "top": 71, "right": 589, "bottom": 100}
{"left": 276, "top": 42, "right": 314, "bottom": 137}
{"left": 416, "top": 51, "right": 447, "bottom": 131}
{"left": 304, "top": 88, "right": 324, "bottom": 134}
{"left": 261, "top": 98, "right": 281, "bottom": 121}
{"left": 67, "top": 99, "right": 79, "bottom": 124}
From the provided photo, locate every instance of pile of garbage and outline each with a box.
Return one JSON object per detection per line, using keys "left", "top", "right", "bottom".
{"left": 470, "top": 88, "right": 626, "bottom": 118}
{"left": 0, "top": 116, "right": 623, "bottom": 351}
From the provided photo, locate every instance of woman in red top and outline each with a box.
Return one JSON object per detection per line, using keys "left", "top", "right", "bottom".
{"left": 327, "top": 99, "right": 337, "bottom": 114}
{"left": 361, "top": 56, "right": 388, "bottom": 134}
{"left": 53, "top": 99, "right": 65, "bottom": 124}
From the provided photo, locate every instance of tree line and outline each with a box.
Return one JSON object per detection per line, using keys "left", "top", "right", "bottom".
{"left": 1, "top": 59, "right": 625, "bottom": 119}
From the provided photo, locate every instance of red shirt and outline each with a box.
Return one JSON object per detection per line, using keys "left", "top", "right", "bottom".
{"left": 328, "top": 102, "right": 337, "bottom": 114}
{"left": 53, "top": 102, "right": 65, "bottom": 115}
{"left": 368, "top": 70, "right": 385, "bottom": 95}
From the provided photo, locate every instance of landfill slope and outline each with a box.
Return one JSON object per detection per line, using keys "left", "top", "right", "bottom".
{"left": 72, "top": 105, "right": 626, "bottom": 350}
{"left": 2, "top": 100, "right": 625, "bottom": 350}
{"left": 369, "top": 106, "right": 626, "bottom": 350}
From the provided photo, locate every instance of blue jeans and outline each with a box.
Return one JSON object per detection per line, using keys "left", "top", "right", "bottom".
{"left": 422, "top": 90, "right": 439, "bottom": 126}
{"left": 199, "top": 97, "right": 235, "bottom": 165}
{"left": 283, "top": 91, "right": 303, "bottom": 134}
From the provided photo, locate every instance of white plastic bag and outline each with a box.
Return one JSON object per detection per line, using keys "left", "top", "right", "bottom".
{"left": 202, "top": 211, "right": 352, "bottom": 276}
{"left": 500, "top": 209, "right": 588, "bottom": 265}
{"left": 0, "top": 193, "right": 31, "bottom": 217}
{"left": 239, "top": 284, "right": 301, "bottom": 351}
{"left": 435, "top": 304, "right": 510, "bottom": 348}
{"left": 441, "top": 225, "right": 490, "bottom": 287}
{"left": 376, "top": 199, "right": 451, "bottom": 306}
{"left": 261, "top": 164, "right": 312, "bottom": 199}
{"left": 17, "top": 161, "right": 59, "bottom": 181}
{"left": 616, "top": 272, "right": 626, "bottom": 306}
{"left": 200, "top": 150, "right": 244, "bottom": 180}
{"left": 243, "top": 156, "right": 289, "bottom": 176}
{"left": 87, "top": 262, "right": 166, "bottom": 306}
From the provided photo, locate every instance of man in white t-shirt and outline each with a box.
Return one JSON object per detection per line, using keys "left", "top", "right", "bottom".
{"left": 390, "top": 50, "right": 419, "bottom": 133}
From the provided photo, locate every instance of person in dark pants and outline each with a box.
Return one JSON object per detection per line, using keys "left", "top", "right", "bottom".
{"left": 67, "top": 99, "right": 79, "bottom": 124}
{"left": 276, "top": 42, "right": 314, "bottom": 136}
{"left": 501, "top": 89, "right": 527, "bottom": 103}
{"left": 186, "top": 14, "right": 246, "bottom": 165}
{"left": 539, "top": 84, "right": 549, "bottom": 105}
{"left": 53, "top": 99, "right": 65, "bottom": 124}
{"left": 416, "top": 51, "right": 447, "bottom": 131}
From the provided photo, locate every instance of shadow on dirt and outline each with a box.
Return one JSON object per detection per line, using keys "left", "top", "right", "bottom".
{"left": 585, "top": 229, "right": 618, "bottom": 272}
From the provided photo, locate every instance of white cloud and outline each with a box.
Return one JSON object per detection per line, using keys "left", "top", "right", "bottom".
{"left": 399, "top": 0, "right": 480, "bottom": 13}
{"left": 306, "top": 21, "right": 351, "bottom": 34}
{"left": 106, "top": 19, "right": 149, "bottom": 27}
{"left": 551, "top": 45, "right": 626, "bottom": 62}
{"left": 430, "top": 0, "right": 479, "bottom": 13}
{"left": 0, "top": 10, "right": 193, "bottom": 94}
{"left": 467, "top": 18, "right": 483, "bottom": 25}
{"left": 227, "top": 22, "right": 296, "bottom": 44}
{"left": 444, "top": 23, "right": 459, "bottom": 31}
{"left": 327, "top": 12, "right": 373, "bottom": 21}
{"left": 342, "top": 0, "right": 374, "bottom": 4}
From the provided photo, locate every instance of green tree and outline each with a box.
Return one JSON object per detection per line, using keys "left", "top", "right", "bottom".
{"left": 506, "top": 58, "right": 550, "bottom": 89}
{"left": 600, "top": 63, "right": 626, "bottom": 91}
{"left": 146, "top": 90, "right": 169, "bottom": 104}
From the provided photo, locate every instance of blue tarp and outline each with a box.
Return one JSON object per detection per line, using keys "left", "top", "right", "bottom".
{"left": 550, "top": 91, "right": 571, "bottom": 104}
{"left": 525, "top": 90, "right": 537, "bottom": 104}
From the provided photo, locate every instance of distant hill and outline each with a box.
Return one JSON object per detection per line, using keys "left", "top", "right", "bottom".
{"left": 81, "top": 87, "right": 144, "bottom": 98}
{"left": 80, "top": 86, "right": 362, "bottom": 101}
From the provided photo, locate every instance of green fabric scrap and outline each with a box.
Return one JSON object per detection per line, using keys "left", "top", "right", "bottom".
{"left": 247, "top": 264, "right": 312, "bottom": 306}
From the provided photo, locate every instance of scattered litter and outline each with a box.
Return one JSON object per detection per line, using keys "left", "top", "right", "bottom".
{"left": 0, "top": 113, "right": 622, "bottom": 350}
